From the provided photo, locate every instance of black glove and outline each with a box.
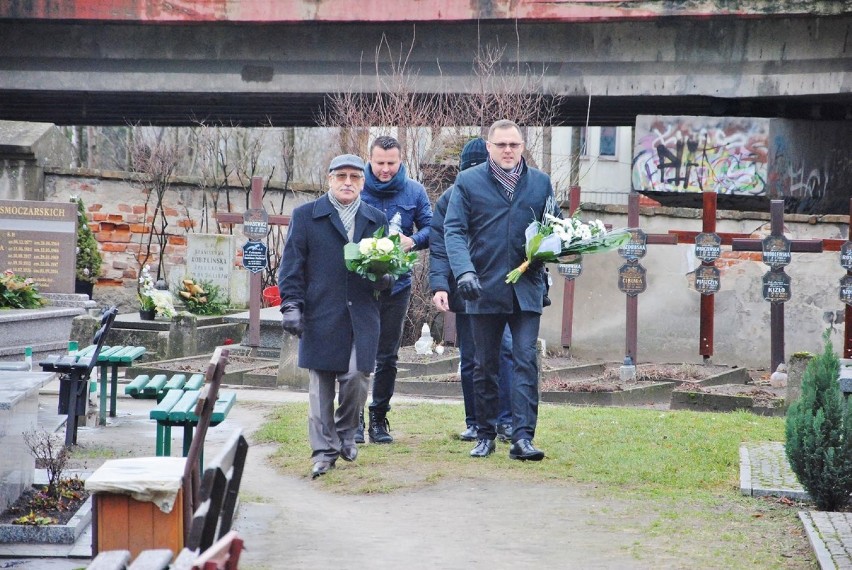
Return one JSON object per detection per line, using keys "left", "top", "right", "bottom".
{"left": 280, "top": 304, "right": 303, "bottom": 338}
{"left": 457, "top": 272, "right": 482, "bottom": 301}
{"left": 372, "top": 274, "right": 396, "bottom": 291}
{"left": 529, "top": 258, "right": 545, "bottom": 271}
{"left": 542, "top": 294, "right": 552, "bottom": 308}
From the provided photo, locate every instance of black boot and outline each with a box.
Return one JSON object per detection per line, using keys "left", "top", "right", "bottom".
{"left": 355, "top": 410, "right": 365, "bottom": 444}
{"left": 368, "top": 410, "right": 393, "bottom": 444}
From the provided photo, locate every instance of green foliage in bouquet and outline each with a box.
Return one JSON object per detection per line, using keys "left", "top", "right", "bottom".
{"left": 0, "top": 270, "right": 46, "bottom": 309}
{"left": 785, "top": 330, "right": 852, "bottom": 510}
{"left": 71, "top": 196, "right": 102, "bottom": 284}
{"left": 344, "top": 227, "right": 418, "bottom": 282}
{"left": 177, "top": 278, "right": 228, "bottom": 315}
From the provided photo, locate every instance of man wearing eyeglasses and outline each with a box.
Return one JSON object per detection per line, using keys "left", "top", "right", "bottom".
{"left": 278, "top": 154, "right": 392, "bottom": 479}
{"left": 357, "top": 135, "right": 433, "bottom": 445}
{"left": 444, "top": 120, "right": 560, "bottom": 461}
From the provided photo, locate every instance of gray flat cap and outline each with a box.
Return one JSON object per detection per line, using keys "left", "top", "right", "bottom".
{"left": 328, "top": 153, "right": 365, "bottom": 172}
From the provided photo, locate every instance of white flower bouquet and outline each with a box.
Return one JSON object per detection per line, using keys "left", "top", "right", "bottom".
{"left": 344, "top": 228, "right": 418, "bottom": 285}
{"left": 138, "top": 265, "right": 176, "bottom": 318}
{"left": 505, "top": 211, "right": 630, "bottom": 283}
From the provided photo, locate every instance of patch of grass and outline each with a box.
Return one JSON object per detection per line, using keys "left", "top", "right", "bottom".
{"left": 256, "top": 401, "right": 814, "bottom": 568}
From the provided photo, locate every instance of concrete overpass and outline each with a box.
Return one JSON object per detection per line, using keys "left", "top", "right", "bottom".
{"left": 0, "top": 1, "right": 850, "bottom": 126}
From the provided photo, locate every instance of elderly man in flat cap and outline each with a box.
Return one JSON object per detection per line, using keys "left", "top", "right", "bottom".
{"left": 278, "top": 154, "right": 393, "bottom": 479}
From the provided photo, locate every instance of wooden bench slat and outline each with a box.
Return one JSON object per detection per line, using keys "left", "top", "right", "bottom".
{"left": 188, "top": 392, "right": 236, "bottom": 424}
{"left": 163, "top": 374, "right": 187, "bottom": 392}
{"left": 97, "top": 346, "right": 123, "bottom": 360}
{"left": 125, "top": 375, "right": 150, "bottom": 397}
{"left": 77, "top": 344, "right": 102, "bottom": 358}
{"left": 142, "top": 374, "right": 169, "bottom": 397}
{"left": 169, "top": 390, "right": 201, "bottom": 422}
{"left": 126, "top": 548, "right": 173, "bottom": 570}
{"left": 150, "top": 389, "right": 184, "bottom": 421}
{"left": 111, "top": 346, "right": 147, "bottom": 363}
{"left": 184, "top": 373, "right": 205, "bottom": 391}
{"left": 87, "top": 549, "right": 131, "bottom": 570}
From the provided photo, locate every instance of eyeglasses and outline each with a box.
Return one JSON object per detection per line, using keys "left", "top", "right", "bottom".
{"left": 331, "top": 172, "right": 364, "bottom": 182}
{"left": 489, "top": 142, "right": 523, "bottom": 150}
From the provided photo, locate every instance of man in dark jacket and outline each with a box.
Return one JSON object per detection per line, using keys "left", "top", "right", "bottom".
{"left": 278, "top": 153, "right": 392, "bottom": 479}
{"left": 444, "top": 120, "right": 559, "bottom": 461}
{"left": 430, "top": 137, "right": 515, "bottom": 442}
{"left": 358, "top": 135, "right": 432, "bottom": 444}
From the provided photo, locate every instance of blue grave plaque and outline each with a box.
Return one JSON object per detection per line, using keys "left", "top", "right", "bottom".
{"left": 242, "top": 240, "right": 268, "bottom": 274}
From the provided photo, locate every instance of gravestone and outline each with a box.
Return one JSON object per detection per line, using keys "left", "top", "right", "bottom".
{"left": 0, "top": 371, "right": 56, "bottom": 513}
{"left": 182, "top": 234, "right": 248, "bottom": 309}
{"left": 0, "top": 199, "right": 76, "bottom": 293}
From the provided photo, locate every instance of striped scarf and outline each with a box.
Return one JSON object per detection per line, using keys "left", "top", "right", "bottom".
{"left": 489, "top": 156, "right": 524, "bottom": 201}
{"left": 327, "top": 191, "right": 361, "bottom": 242}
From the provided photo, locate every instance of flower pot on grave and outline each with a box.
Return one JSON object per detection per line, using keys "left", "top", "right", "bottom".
{"left": 139, "top": 308, "right": 156, "bottom": 321}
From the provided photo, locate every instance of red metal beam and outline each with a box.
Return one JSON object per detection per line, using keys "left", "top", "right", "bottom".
{"left": 1, "top": 1, "right": 842, "bottom": 23}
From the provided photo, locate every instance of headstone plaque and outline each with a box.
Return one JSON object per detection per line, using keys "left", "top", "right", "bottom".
{"left": 242, "top": 241, "right": 268, "bottom": 274}
{"left": 841, "top": 242, "right": 852, "bottom": 271}
{"left": 185, "top": 234, "right": 236, "bottom": 299}
{"left": 0, "top": 200, "right": 76, "bottom": 293}
{"left": 694, "top": 233, "right": 722, "bottom": 263}
{"left": 840, "top": 275, "right": 852, "bottom": 307}
{"left": 618, "top": 261, "right": 647, "bottom": 296}
{"left": 694, "top": 265, "right": 721, "bottom": 295}
{"left": 242, "top": 208, "right": 269, "bottom": 241}
{"left": 762, "top": 235, "right": 792, "bottom": 268}
{"left": 557, "top": 255, "right": 582, "bottom": 280}
{"left": 617, "top": 229, "right": 647, "bottom": 260}
{"left": 762, "top": 269, "right": 791, "bottom": 303}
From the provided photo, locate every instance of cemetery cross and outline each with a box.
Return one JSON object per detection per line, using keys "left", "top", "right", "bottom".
{"left": 216, "top": 177, "right": 290, "bottom": 347}
{"left": 621, "top": 192, "right": 678, "bottom": 364}
{"left": 731, "top": 199, "right": 822, "bottom": 372}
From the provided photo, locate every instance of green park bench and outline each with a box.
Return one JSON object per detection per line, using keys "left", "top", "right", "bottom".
{"left": 77, "top": 344, "right": 147, "bottom": 426}
{"left": 124, "top": 372, "right": 206, "bottom": 400}
{"left": 149, "top": 388, "right": 237, "bottom": 457}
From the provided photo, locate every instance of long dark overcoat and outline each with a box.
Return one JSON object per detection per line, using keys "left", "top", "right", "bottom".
{"left": 278, "top": 194, "right": 388, "bottom": 372}
{"left": 443, "top": 162, "right": 557, "bottom": 315}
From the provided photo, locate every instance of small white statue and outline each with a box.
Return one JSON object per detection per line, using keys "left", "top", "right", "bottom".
{"left": 414, "top": 323, "right": 433, "bottom": 355}
{"left": 770, "top": 363, "right": 788, "bottom": 388}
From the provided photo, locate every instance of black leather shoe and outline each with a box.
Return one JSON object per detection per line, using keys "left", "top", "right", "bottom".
{"left": 470, "top": 438, "right": 496, "bottom": 458}
{"left": 459, "top": 425, "right": 477, "bottom": 441}
{"left": 340, "top": 445, "right": 358, "bottom": 462}
{"left": 509, "top": 439, "right": 545, "bottom": 461}
{"left": 496, "top": 423, "right": 513, "bottom": 442}
{"left": 311, "top": 461, "right": 334, "bottom": 479}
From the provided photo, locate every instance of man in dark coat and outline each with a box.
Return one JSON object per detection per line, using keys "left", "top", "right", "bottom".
{"left": 278, "top": 153, "right": 392, "bottom": 479}
{"left": 429, "top": 137, "right": 515, "bottom": 442}
{"left": 444, "top": 120, "right": 559, "bottom": 461}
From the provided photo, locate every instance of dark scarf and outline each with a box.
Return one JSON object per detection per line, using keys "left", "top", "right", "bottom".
{"left": 364, "top": 162, "right": 409, "bottom": 197}
{"left": 489, "top": 156, "right": 525, "bottom": 201}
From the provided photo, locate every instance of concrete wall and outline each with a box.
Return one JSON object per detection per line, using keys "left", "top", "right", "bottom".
{"left": 0, "top": 121, "right": 74, "bottom": 202}
{"left": 542, "top": 204, "right": 849, "bottom": 369}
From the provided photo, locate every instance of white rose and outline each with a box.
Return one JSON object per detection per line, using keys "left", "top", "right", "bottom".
{"left": 359, "top": 238, "right": 375, "bottom": 255}
{"left": 376, "top": 237, "right": 395, "bottom": 254}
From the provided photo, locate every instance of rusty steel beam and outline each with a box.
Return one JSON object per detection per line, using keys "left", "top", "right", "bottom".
{"left": 2, "top": 0, "right": 849, "bottom": 23}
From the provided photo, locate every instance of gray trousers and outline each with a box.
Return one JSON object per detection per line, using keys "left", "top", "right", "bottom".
{"left": 308, "top": 345, "right": 369, "bottom": 464}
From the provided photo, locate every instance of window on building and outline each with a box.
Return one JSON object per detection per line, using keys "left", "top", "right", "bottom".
{"left": 599, "top": 126, "right": 617, "bottom": 158}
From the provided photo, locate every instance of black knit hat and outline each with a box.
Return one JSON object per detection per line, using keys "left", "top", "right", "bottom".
{"left": 460, "top": 138, "right": 487, "bottom": 171}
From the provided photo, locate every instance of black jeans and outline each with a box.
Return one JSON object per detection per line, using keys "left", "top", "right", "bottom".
{"left": 368, "top": 285, "right": 411, "bottom": 414}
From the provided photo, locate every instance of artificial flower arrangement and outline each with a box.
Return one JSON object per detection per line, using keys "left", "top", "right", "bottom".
{"left": 138, "top": 265, "right": 176, "bottom": 318}
{"left": 0, "top": 270, "right": 46, "bottom": 309}
{"left": 176, "top": 278, "right": 228, "bottom": 316}
{"left": 505, "top": 204, "right": 631, "bottom": 283}
{"left": 344, "top": 228, "right": 418, "bottom": 295}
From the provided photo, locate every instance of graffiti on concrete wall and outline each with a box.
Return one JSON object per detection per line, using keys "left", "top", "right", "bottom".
{"left": 632, "top": 116, "right": 769, "bottom": 196}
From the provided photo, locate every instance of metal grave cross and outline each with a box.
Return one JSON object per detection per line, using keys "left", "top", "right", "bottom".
{"left": 216, "top": 176, "right": 291, "bottom": 347}
{"left": 731, "top": 199, "right": 822, "bottom": 372}
{"left": 618, "top": 192, "right": 678, "bottom": 365}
